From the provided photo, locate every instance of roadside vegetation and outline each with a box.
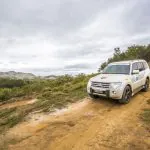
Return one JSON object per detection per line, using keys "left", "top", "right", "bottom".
{"left": 0, "top": 78, "right": 30, "bottom": 103}
{"left": 141, "top": 99, "right": 150, "bottom": 126}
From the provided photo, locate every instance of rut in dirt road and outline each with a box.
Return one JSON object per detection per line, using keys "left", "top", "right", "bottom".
{"left": 0, "top": 99, "right": 37, "bottom": 110}
{"left": 7, "top": 92, "right": 150, "bottom": 150}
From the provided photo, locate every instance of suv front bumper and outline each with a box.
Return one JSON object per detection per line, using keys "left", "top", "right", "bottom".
{"left": 88, "top": 87, "right": 124, "bottom": 99}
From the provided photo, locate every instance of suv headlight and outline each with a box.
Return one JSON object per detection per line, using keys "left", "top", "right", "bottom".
{"left": 110, "top": 82, "right": 122, "bottom": 90}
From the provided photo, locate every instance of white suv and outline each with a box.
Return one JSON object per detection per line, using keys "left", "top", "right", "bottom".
{"left": 87, "top": 60, "right": 150, "bottom": 103}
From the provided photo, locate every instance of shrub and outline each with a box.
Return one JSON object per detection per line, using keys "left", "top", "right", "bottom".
{"left": 0, "top": 88, "right": 12, "bottom": 101}
{"left": 0, "top": 78, "right": 27, "bottom": 88}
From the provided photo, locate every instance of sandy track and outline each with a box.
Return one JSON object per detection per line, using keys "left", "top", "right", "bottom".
{"left": 0, "top": 99, "right": 37, "bottom": 110}
{"left": 6, "top": 92, "right": 150, "bottom": 150}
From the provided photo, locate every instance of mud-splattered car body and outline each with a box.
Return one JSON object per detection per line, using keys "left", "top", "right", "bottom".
{"left": 87, "top": 60, "right": 150, "bottom": 103}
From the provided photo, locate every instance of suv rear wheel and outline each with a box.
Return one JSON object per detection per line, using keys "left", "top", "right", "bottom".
{"left": 143, "top": 78, "right": 149, "bottom": 92}
{"left": 119, "top": 85, "right": 132, "bottom": 104}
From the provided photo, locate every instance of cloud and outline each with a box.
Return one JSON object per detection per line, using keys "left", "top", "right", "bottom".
{"left": 0, "top": 0, "right": 121, "bottom": 38}
{"left": 65, "top": 63, "right": 92, "bottom": 69}
{"left": 122, "top": 0, "right": 150, "bottom": 35}
{"left": 0, "top": 0, "right": 150, "bottom": 75}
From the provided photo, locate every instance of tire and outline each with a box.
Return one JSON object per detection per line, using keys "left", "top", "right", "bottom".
{"left": 89, "top": 94, "right": 99, "bottom": 99}
{"left": 119, "top": 85, "right": 132, "bottom": 104}
{"left": 143, "top": 78, "right": 149, "bottom": 92}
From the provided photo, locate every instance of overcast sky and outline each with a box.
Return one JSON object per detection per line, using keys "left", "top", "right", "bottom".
{"left": 0, "top": 0, "right": 150, "bottom": 75}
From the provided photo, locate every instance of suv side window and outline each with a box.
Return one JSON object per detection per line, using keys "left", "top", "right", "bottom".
{"left": 132, "top": 63, "right": 138, "bottom": 72}
{"left": 143, "top": 62, "right": 149, "bottom": 69}
{"left": 137, "top": 62, "right": 144, "bottom": 72}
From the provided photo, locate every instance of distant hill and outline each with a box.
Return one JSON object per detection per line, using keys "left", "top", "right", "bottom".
{"left": 39, "top": 75, "right": 57, "bottom": 80}
{"left": 0, "top": 71, "right": 36, "bottom": 79}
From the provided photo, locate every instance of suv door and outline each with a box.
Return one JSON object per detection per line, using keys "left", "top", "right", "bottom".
{"left": 137, "top": 62, "right": 145, "bottom": 86}
{"left": 131, "top": 62, "right": 141, "bottom": 90}
{"left": 143, "top": 62, "right": 150, "bottom": 84}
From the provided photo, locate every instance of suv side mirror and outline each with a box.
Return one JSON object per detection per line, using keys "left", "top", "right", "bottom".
{"left": 132, "top": 69, "right": 139, "bottom": 74}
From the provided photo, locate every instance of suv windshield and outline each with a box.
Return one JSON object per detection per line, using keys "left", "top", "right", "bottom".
{"left": 102, "top": 64, "right": 130, "bottom": 74}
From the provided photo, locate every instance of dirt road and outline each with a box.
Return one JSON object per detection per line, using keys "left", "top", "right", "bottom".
{"left": 4, "top": 92, "right": 150, "bottom": 150}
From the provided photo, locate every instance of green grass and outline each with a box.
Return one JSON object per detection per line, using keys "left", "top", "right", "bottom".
{"left": 140, "top": 99, "right": 150, "bottom": 125}
{"left": 141, "top": 109, "right": 150, "bottom": 124}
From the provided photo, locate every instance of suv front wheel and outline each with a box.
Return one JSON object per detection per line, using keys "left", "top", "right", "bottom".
{"left": 119, "top": 85, "right": 132, "bottom": 104}
{"left": 142, "top": 78, "right": 149, "bottom": 92}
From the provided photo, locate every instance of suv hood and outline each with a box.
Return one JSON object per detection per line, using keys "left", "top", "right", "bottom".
{"left": 91, "top": 74, "right": 128, "bottom": 83}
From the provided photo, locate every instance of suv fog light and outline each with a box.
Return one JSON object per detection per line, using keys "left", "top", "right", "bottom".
{"left": 112, "top": 91, "right": 116, "bottom": 94}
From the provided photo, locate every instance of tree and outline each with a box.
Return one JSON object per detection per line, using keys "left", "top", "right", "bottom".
{"left": 98, "top": 44, "right": 150, "bottom": 71}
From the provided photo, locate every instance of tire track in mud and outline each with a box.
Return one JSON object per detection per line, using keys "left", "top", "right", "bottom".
{"left": 7, "top": 92, "right": 150, "bottom": 150}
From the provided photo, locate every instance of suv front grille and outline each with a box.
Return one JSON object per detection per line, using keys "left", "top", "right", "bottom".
{"left": 91, "top": 82, "right": 110, "bottom": 89}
